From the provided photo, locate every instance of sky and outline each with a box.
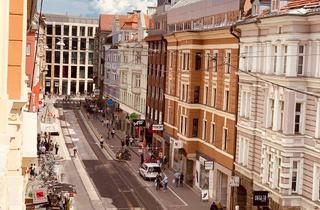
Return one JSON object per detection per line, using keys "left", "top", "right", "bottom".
{"left": 41, "top": 0, "right": 157, "bottom": 17}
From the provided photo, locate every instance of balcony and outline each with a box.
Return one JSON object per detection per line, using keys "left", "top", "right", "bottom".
{"left": 131, "top": 87, "right": 141, "bottom": 94}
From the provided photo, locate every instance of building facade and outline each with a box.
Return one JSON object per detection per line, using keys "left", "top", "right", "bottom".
{"left": 163, "top": 0, "right": 245, "bottom": 208}
{"left": 0, "top": 0, "right": 38, "bottom": 209}
{"left": 145, "top": 0, "right": 171, "bottom": 148}
{"left": 44, "top": 14, "right": 98, "bottom": 95}
{"left": 234, "top": 0, "right": 320, "bottom": 209}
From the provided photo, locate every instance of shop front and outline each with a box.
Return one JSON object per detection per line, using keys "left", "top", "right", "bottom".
{"left": 194, "top": 153, "right": 214, "bottom": 199}
{"left": 170, "top": 137, "right": 184, "bottom": 171}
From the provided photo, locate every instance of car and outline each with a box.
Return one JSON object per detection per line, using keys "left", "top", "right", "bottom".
{"left": 139, "top": 163, "right": 161, "bottom": 180}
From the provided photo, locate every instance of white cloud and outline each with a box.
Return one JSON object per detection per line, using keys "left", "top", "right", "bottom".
{"left": 91, "top": 0, "right": 156, "bottom": 14}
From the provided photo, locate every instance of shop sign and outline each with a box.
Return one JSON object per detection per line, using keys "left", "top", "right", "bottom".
{"left": 204, "top": 161, "right": 213, "bottom": 170}
{"left": 229, "top": 176, "right": 240, "bottom": 187}
{"left": 253, "top": 191, "right": 269, "bottom": 206}
{"left": 201, "top": 189, "right": 209, "bottom": 201}
{"left": 133, "top": 119, "right": 145, "bottom": 127}
{"left": 152, "top": 124, "right": 163, "bottom": 131}
{"left": 33, "top": 188, "right": 48, "bottom": 204}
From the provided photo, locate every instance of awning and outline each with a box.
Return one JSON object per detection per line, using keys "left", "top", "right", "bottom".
{"left": 40, "top": 123, "right": 59, "bottom": 133}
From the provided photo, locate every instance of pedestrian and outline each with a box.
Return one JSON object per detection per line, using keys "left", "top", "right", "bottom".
{"left": 40, "top": 144, "right": 46, "bottom": 154}
{"left": 174, "top": 171, "right": 181, "bottom": 187}
{"left": 129, "top": 136, "right": 134, "bottom": 146}
{"left": 73, "top": 146, "right": 78, "bottom": 157}
{"left": 29, "top": 164, "right": 34, "bottom": 178}
{"left": 162, "top": 174, "right": 168, "bottom": 191}
{"left": 140, "top": 153, "right": 144, "bottom": 165}
{"left": 210, "top": 201, "right": 219, "bottom": 210}
{"left": 111, "top": 129, "right": 115, "bottom": 138}
{"left": 100, "top": 136, "right": 104, "bottom": 149}
{"left": 155, "top": 173, "right": 161, "bottom": 190}
{"left": 54, "top": 142, "right": 59, "bottom": 155}
{"left": 179, "top": 172, "right": 184, "bottom": 187}
{"left": 121, "top": 139, "right": 125, "bottom": 148}
{"left": 125, "top": 137, "right": 129, "bottom": 147}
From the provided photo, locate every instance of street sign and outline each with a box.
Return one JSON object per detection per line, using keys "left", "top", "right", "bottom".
{"left": 133, "top": 119, "right": 145, "bottom": 127}
{"left": 106, "top": 98, "right": 113, "bottom": 106}
{"left": 204, "top": 161, "right": 214, "bottom": 170}
{"left": 253, "top": 191, "right": 269, "bottom": 206}
{"left": 201, "top": 189, "right": 209, "bottom": 201}
{"left": 229, "top": 176, "right": 240, "bottom": 187}
{"left": 152, "top": 124, "right": 164, "bottom": 131}
{"left": 32, "top": 188, "right": 48, "bottom": 204}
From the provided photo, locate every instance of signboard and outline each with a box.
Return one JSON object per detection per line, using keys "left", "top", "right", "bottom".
{"left": 94, "top": 89, "right": 100, "bottom": 96}
{"left": 229, "top": 176, "right": 240, "bottom": 187}
{"left": 132, "top": 119, "right": 145, "bottom": 127}
{"left": 253, "top": 191, "right": 269, "bottom": 206}
{"left": 201, "top": 189, "right": 209, "bottom": 201}
{"left": 152, "top": 124, "right": 164, "bottom": 131}
{"left": 33, "top": 188, "right": 48, "bottom": 204}
{"left": 106, "top": 98, "right": 113, "bottom": 106}
{"left": 204, "top": 161, "right": 214, "bottom": 170}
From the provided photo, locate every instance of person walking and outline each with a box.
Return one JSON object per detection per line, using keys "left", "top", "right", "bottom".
{"left": 100, "top": 136, "right": 104, "bottom": 149}
{"left": 155, "top": 173, "right": 162, "bottom": 190}
{"left": 179, "top": 172, "right": 184, "bottom": 187}
{"left": 129, "top": 136, "right": 134, "bottom": 146}
{"left": 111, "top": 129, "right": 115, "bottom": 138}
{"left": 140, "top": 153, "right": 144, "bottom": 165}
{"left": 162, "top": 174, "right": 168, "bottom": 191}
{"left": 174, "top": 171, "right": 181, "bottom": 187}
{"left": 121, "top": 139, "right": 125, "bottom": 148}
{"left": 73, "top": 146, "right": 78, "bottom": 157}
{"left": 54, "top": 142, "right": 59, "bottom": 155}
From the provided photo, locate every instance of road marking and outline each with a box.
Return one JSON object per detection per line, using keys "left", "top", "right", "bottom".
{"left": 168, "top": 187, "right": 188, "bottom": 206}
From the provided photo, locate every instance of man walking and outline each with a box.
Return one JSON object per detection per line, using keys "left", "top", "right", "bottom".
{"left": 100, "top": 136, "right": 104, "bottom": 149}
{"left": 174, "top": 171, "right": 181, "bottom": 187}
{"left": 73, "top": 146, "right": 78, "bottom": 157}
{"left": 111, "top": 128, "right": 115, "bottom": 138}
{"left": 54, "top": 142, "right": 59, "bottom": 155}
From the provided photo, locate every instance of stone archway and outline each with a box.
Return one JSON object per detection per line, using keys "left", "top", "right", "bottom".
{"left": 237, "top": 185, "right": 247, "bottom": 210}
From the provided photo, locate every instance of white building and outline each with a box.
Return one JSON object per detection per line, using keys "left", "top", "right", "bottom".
{"left": 44, "top": 14, "right": 98, "bottom": 95}
{"left": 105, "top": 11, "right": 150, "bottom": 136}
{"left": 234, "top": 1, "right": 320, "bottom": 209}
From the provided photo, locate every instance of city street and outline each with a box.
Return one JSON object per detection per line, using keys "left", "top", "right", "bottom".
{"left": 56, "top": 101, "right": 165, "bottom": 210}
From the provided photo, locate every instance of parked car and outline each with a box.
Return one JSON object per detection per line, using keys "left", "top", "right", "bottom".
{"left": 139, "top": 163, "right": 161, "bottom": 180}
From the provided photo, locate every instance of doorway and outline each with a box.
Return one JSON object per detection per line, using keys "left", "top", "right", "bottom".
{"left": 237, "top": 185, "right": 247, "bottom": 210}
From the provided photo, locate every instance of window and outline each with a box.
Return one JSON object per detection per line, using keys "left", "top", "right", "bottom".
{"left": 211, "top": 123, "right": 215, "bottom": 143}
{"left": 273, "top": 45, "right": 277, "bottom": 73}
{"left": 268, "top": 154, "right": 273, "bottom": 184}
{"left": 79, "top": 66, "right": 85, "bottom": 78}
{"left": 297, "top": 45, "right": 304, "bottom": 75}
{"left": 71, "top": 52, "right": 77, "bottom": 64}
{"left": 291, "top": 161, "right": 299, "bottom": 193}
{"left": 279, "top": 101, "right": 284, "bottom": 131}
{"left": 72, "top": 38, "right": 78, "bottom": 50}
{"left": 205, "top": 53, "right": 210, "bottom": 71}
{"left": 54, "top": 51, "right": 60, "bottom": 63}
{"left": 55, "top": 25, "right": 61, "bottom": 35}
{"left": 80, "top": 26, "right": 86, "bottom": 36}
{"left": 71, "top": 66, "right": 77, "bottom": 78}
{"left": 213, "top": 52, "right": 218, "bottom": 72}
{"left": 195, "top": 52, "right": 201, "bottom": 70}
{"left": 63, "top": 25, "right": 69, "bottom": 36}
{"left": 88, "top": 53, "right": 93, "bottom": 65}
{"left": 202, "top": 121, "right": 207, "bottom": 141}
{"left": 72, "top": 26, "right": 77, "bottom": 36}
{"left": 63, "top": 52, "right": 68, "bottom": 64}
{"left": 88, "top": 67, "right": 93, "bottom": 79}
{"left": 63, "top": 38, "right": 69, "bottom": 50}
{"left": 283, "top": 45, "right": 287, "bottom": 74}
{"left": 240, "top": 91, "right": 251, "bottom": 118}
{"left": 248, "top": 46, "right": 253, "bottom": 72}
{"left": 180, "top": 116, "right": 184, "bottom": 134}
{"left": 223, "top": 90, "right": 229, "bottom": 111}
{"left": 46, "top": 51, "right": 52, "bottom": 63}
{"left": 47, "top": 24, "right": 53, "bottom": 35}
{"left": 182, "top": 53, "right": 190, "bottom": 70}
{"left": 277, "top": 158, "right": 281, "bottom": 188}
{"left": 312, "top": 164, "right": 320, "bottom": 201}
{"left": 268, "top": 99, "right": 275, "bottom": 128}
{"left": 54, "top": 65, "right": 60, "bottom": 77}
{"left": 194, "top": 86, "right": 200, "bottom": 103}
{"left": 135, "top": 51, "right": 142, "bottom": 64}
{"left": 62, "top": 66, "right": 68, "bottom": 78}
{"left": 204, "top": 86, "right": 208, "bottom": 105}
{"left": 295, "top": 103, "right": 302, "bottom": 134}
{"left": 225, "top": 52, "right": 231, "bottom": 73}
{"left": 212, "top": 87, "right": 216, "bottom": 107}
{"left": 89, "top": 39, "right": 94, "bottom": 50}
{"left": 80, "top": 52, "right": 85, "bottom": 64}
{"left": 271, "top": 0, "right": 279, "bottom": 10}
{"left": 222, "top": 128, "right": 228, "bottom": 151}
{"left": 46, "top": 37, "right": 52, "bottom": 49}
{"left": 192, "top": 119, "right": 198, "bottom": 137}
{"left": 80, "top": 38, "right": 86, "bottom": 50}
{"left": 134, "top": 74, "right": 141, "bottom": 88}
{"left": 238, "top": 137, "right": 249, "bottom": 167}
{"left": 88, "top": 27, "right": 93, "bottom": 36}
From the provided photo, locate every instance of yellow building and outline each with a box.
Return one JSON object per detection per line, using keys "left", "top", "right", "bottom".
{"left": 0, "top": 0, "right": 38, "bottom": 209}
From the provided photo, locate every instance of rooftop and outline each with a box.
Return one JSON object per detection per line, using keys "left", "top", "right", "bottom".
{"left": 44, "top": 13, "right": 98, "bottom": 25}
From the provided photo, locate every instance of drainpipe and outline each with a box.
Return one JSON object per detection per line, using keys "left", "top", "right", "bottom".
{"left": 230, "top": 24, "right": 240, "bottom": 210}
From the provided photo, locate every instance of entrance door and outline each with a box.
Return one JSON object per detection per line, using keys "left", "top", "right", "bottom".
{"left": 216, "top": 170, "right": 228, "bottom": 207}
{"left": 186, "top": 160, "right": 194, "bottom": 187}
{"left": 237, "top": 185, "right": 247, "bottom": 210}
